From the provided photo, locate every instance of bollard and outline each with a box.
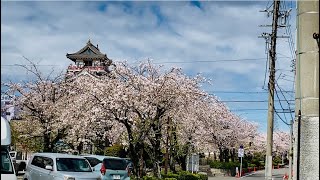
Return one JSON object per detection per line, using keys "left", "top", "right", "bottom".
{"left": 283, "top": 173, "right": 288, "bottom": 180}
{"left": 254, "top": 167, "right": 256, "bottom": 172}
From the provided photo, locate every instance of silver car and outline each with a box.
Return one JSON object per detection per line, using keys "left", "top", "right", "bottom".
{"left": 23, "top": 153, "right": 101, "bottom": 180}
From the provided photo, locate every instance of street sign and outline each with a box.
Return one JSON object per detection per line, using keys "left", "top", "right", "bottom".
{"left": 238, "top": 146, "right": 244, "bottom": 177}
{"left": 186, "top": 153, "right": 199, "bottom": 173}
{"left": 238, "top": 148, "right": 244, "bottom": 158}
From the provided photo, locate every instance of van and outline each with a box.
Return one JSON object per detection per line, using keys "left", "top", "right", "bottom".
{"left": 1, "top": 117, "right": 17, "bottom": 180}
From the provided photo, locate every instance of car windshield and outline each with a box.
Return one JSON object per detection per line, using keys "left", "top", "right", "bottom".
{"left": 103, "top": 158, "right": 127, "bottom": 170}
{"left": 56, "top": 158, "right": 92, "bottom": 172}
{"left": 84, "top": 157, "right": 102, "bottom": 167}
{"left": 1, "top": 148, "right": 14, "bottom": 174}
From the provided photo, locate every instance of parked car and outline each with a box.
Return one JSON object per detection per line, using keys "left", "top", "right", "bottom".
{"left": 81, "top": 155, "right": 105, "bottom": 175}
{"left": 10, "top": 150, "right": 33, "bottom": 174}
{"left": 23, "top": 153, "right": 101, "bottom": 180}
{"left": 1, "top": 117, "right": 17, "bottom": 180}
{"left": 82, "top": 155, "right": 130, "bottom": 180}
{"left": 123, "top": 158, "right": 134, "bottom": 172}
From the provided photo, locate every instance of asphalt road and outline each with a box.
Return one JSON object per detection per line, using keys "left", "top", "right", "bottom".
{"left": 209, "top": 168, "right": 289, "bottom": 180}
{"left": 17, "top": 168, "right": 289, "bottom": 180}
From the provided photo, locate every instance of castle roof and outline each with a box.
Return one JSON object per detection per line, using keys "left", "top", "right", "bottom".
{"left": 66, "top": 40, "right": 111, "bottom": 63}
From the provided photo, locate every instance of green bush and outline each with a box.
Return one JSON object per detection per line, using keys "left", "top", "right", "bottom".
{"left": 273, "top": 156, "right": 282, "bottom": 165}
{"left": 130, "top": 176, "right": 138, "bottom": 180}
{"left": 162, "top": 172, "right": 180, "bottom": 179}
{"left": 178, "top": 171, "right": 200, "bottom": 180}
{"left": 145, "top": 171, "right": 207, "bottom": 180}
{"left": 209, "top": 161, "right": 240, "bottom": 169}
{"left": 104, "top": 144, "right": 126, "bottom": 157}
{"left": 251, "top": 159, "right": 261, "bottom": 167}
{"left": 209, "top": 161, "right": 223, "bottom": 169}
{"left": 143, "top": 176, "right": 160, "bottom": 180}
{"left": 198, "top": 173, "right": 208, "bottom": 180}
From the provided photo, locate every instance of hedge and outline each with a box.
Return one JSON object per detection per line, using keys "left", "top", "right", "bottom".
{"left": 132, "top": 171, "right": 208, "bottom": 180}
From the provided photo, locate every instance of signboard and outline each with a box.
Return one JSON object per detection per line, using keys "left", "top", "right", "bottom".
{"left": 238, "top": 148, "right": 244, "bottom": 158}
{"left": 238, "top": 145, "right": 244, "bottom": 177}
{"left": 186, "top": 153, "right": 199, "bottom": 173}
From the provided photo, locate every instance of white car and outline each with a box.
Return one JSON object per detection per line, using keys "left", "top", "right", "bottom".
{"left": 23, "top": 153, "right": 101, "bottom": 180}
{"left": 1, "top": 117, "right": 17, "bottom": 180}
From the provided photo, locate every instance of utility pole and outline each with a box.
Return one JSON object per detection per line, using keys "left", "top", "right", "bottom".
{"left": 288, "top": 119, "right": 293, "bottom": 180}
{"left": 294, "top": 0, "right": 319, "bottom": 179}
{"left": 265, "top": 0, "right": 280, "bottom": 179}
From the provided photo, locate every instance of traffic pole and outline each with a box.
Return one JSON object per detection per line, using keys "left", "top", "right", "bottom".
{"left": 240, "top": 157, "right": 242, "bottom": 177}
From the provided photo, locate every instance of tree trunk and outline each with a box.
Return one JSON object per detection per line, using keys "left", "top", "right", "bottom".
{"left": 170, "top": 126, "right": 177, "bottom": 173}
{"left": 219, "top": 147, "right": 224, "bottom": 162}
{"left": 123, "top": 120, "right": 144, "bottom": 177}
{"left": 224, "top": 148, "right": 229, "bottom": 162}
{"left": 169, "top": 154, "right": 176, "bottom": 173}
{"left": 231, "top": 148, "right": 235, "bottom": 162}
{"left": 180, "top": 156, "right": 187, "bottom": 171}
{"left": 77, "top": 141, "right": 83, "bottom": 155}
{"left": 138, "top": 144, "right": 146, "bottom": 178}
{"left": 43, "top": 132, "right": 51, "bottom": 152}
{"left": 151, "top": 119, "right": 162, "bottom": 178}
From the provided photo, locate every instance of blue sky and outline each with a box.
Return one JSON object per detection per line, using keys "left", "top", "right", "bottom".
{"left": 1, "top": 1, "right": 296, "bottom": 133}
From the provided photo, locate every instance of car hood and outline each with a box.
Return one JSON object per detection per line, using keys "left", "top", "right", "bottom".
{"left": 62, "top": 171, "right": 100, "bottom": 179}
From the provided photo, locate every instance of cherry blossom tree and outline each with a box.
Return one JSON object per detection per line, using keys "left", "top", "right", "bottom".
{"left": 250, "top": 131, "right": 290, "bottom": 155}
{"left": 3, "top": 59, "right": 71, "bottom": 152}
{"left": 3, "top": 58, "right": 272, "bottom": 175}
{"left": 81, "top": 60, "right": 210, "bottom": 177}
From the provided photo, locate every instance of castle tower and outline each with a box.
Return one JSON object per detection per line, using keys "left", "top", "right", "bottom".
{"left": 66, "top": 40, "right": 112, "bottom": 78}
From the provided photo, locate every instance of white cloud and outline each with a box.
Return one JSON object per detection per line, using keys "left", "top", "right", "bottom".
{"left": 1, "top": 1, "right": 296, "bottom": 132}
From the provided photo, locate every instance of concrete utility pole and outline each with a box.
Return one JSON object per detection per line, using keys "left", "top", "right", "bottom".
{"left": 265, "top": 0, "right": 280, "bottom": 179}
{"left": 288, "top": 119, "right": 293, "bottom": 180}
{"left": 294, "top": 0, "right": 319, "bottom": 179}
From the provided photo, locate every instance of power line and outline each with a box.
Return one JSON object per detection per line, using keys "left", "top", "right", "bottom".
{"left": 275, "top": 82, "right": 289, "bottom": 123}
{"left": 209, "top": 91, "right": 267, "bottom": 94}
{"left": 276, "top": 81, "right": 295, "bottom": 120}
{"left": 275, "top": 110, "right": 291, "bottom": 126}
{"left": 209, "top": 90, "right": 293, "bottom": 94}
{"left": 1, "top": 64, "right": 62, "bottom": 67}
{"left": 230, "top": 109, "right": 294, "bottom": 111}
{"left": 151, "top": 57, "right": 290, "bottom": 64}
{"left": 1, "top": 57, "right": 291, "bottom": 67}
{"left": 222, "top": 100, "right": 294, "bottom": 103}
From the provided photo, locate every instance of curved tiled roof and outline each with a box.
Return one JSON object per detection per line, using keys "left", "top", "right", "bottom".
{"left": 66, "top": 40, "right": 111, "bottom": 62}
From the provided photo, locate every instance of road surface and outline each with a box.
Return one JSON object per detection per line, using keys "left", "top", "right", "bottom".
{"left": 17, "top": 168, "right": 289, "bottom": 180}
{"left": 209, "top": 168, "right": 289, "bottom": 180}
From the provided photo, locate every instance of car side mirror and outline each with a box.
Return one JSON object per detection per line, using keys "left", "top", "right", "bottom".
{"left": 92, "top": 167, "right": 95, "bottom": 171}
{"left": 45, "top": 165, "right": 53, "bottom": 171}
